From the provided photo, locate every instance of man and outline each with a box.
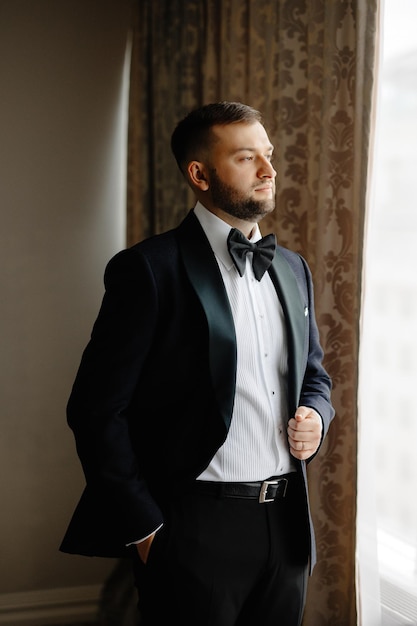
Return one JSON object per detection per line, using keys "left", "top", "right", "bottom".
{"left": 61, "top": 101, "right": 335, "bottom": 626}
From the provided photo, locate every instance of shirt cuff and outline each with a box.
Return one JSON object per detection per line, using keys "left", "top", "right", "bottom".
{"left": 125, "top": 523, "right": 163, "bottom": 546}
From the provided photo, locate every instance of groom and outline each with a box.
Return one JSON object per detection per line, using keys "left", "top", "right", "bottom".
{"left": 61, "top": 101, "right": 334, "bottom": 626}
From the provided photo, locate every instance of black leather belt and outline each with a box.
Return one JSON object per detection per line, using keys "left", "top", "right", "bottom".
{"left": 194, "top": 476, "right": 290, "bottom": 503}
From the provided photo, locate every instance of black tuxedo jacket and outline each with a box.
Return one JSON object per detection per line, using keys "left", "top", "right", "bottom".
{"left": 60, "top": 210, "right": 334, "bottom": 571}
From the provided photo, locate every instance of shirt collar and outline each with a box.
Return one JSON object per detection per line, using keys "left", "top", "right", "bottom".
{"left": 193, "top": 201, "right": 262, "bottom": 272}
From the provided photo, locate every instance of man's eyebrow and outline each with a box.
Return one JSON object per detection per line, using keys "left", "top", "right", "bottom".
{"left": 231, "top": 145, "right": 274, "bottom": 154}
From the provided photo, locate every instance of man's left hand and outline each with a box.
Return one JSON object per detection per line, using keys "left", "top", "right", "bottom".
{"left": 287, "top": 406, "right": 323, "bottom": 461}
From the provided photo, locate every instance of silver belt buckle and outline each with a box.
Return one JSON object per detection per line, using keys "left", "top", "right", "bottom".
{"left": 259, "top": 478, "right": 288, "bottom": 503}
{"left": 259, "top": 479, "right": 278, "bottom": 503}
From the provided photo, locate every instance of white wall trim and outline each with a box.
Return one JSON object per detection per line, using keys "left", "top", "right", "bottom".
{"left": 0, "top": 584, "right": 102, "bottom": 625}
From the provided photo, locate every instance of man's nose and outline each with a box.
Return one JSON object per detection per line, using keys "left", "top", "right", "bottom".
{"left": 258, "top": 157, "right": 276, "bottom": 178}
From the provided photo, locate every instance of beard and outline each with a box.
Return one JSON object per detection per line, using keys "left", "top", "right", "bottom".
{"left": 208, "top": 169, "right": 275, "bottom": 222}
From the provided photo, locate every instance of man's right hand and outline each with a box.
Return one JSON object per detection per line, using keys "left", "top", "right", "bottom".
{"left": 136, "top": 532, "right": 156, "bottom": 564}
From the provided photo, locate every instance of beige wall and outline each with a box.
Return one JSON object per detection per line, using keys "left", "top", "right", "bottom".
{"left": 0, "top": 0, "right": 132, "bottom": 620}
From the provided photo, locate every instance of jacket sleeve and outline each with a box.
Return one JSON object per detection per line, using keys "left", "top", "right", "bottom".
{"left": 66, "top": 247, "right": 164, "bottom": 545}
{"left": 277, "top": 247, "right": 334, "bottom": 451}
{"left": 297, "top": 254, "right": 335, "bottom": 454}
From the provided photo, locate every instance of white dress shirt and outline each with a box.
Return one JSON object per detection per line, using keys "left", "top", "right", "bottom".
{"left": 194, "top": 202, "right": 296, "bottom": 481}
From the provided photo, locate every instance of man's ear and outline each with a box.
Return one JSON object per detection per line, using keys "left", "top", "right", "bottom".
{"left": 187, "top": 161, "right": 209, "bottom": 191}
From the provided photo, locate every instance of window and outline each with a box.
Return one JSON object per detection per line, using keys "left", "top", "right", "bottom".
{"left": 359, "top": 1, "right": 417, "bottom": 624}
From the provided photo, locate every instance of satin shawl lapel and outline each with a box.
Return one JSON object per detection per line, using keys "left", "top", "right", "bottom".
{"left": 177, "top": 212, "right": 237, "bottom": 429}
{"left": 268, "top": 251, "right": 307, "bottom": 412}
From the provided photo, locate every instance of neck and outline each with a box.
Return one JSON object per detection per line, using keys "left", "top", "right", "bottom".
{"left": 203, "top": 205, "right": 258, "bottom": 238}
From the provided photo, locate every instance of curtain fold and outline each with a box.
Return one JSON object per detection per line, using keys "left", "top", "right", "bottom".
{"left": 126, "top": 2, "right": 379, "bottom": 623}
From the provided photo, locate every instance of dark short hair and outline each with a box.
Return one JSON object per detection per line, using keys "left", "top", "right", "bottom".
{"left": 171, "top": 101, "right": 262, "bottom": 172}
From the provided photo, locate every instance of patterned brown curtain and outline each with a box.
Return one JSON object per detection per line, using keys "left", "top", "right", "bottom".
{"left": 126, "top": 1, "right": 378, "bottom": 624}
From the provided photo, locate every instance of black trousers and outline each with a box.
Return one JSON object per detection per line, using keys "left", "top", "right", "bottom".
{"left": 132, "top": 474, "right": 309, "bottom": 626}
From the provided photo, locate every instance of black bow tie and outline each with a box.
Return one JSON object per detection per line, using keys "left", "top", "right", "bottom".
{"left": 227, "top": 228, "right": 276, "bottom": 281}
